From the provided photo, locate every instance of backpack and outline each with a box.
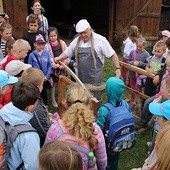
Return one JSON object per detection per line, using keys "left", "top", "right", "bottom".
{"left": 55, "top": 120, "right": 97, "bottom": 170}
{"left": 0, "top": 116, "right": 37, "bottom": 170}
{"left": 104, "top": 100, "right": 137, "bottom": 155}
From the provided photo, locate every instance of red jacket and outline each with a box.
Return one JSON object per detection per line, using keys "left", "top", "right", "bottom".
{"left": 0, "top": 85, "right": 13, "bottom": 109}
{"left": 1, "top": 55, "right": 19, "bottom": 70}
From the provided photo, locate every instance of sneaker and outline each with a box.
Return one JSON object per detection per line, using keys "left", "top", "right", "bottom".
{"left": 52, "top": 101, "right": 58, "bottom": 108}
{"left": 147, "top": 142, "right": 152, "bottom": 147}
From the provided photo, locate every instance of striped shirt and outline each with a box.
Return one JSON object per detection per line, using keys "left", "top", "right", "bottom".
{"left": 1, "top": 41, "right": 6, "bottom": 57}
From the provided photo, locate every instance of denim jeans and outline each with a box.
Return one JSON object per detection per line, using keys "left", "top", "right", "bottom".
{"left": 140, "top": 95, "right": 155, "bottom": 125}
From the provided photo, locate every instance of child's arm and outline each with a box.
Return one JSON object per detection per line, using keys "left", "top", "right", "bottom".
{"left": 45, "top": 52, "right": 52, "bottom": 79}
{"left": 96, "top": 106, "right": 109, "bottom": 130}
{"left": 138, "top": 52, "right": 150, "bottom": 69}
{"left": 28, "top": 53, "right": 34, "bottom": 66}
{"left": 127, "top": 51, "right": 134, "bottom": 65}
{"left": 93, "top": 124, "right": 107, "bottom": 170}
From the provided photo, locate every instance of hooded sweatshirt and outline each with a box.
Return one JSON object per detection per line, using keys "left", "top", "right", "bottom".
{"left": 97, "top": 77, "right": 128, "bottom": 129}
{"left": 0, "top": 102, "right": 40, "bottom": 170}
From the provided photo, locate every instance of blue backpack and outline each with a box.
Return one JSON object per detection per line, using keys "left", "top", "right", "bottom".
{"left": 104, "top": 100, "right": 137, "bottom": 155}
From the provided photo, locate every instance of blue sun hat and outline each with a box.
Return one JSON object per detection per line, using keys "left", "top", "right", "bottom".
{"left": 149, "top": 100, "right": 170, "bottom": 120}
{"left": 0, "top": 70, "right": 18, "bottom": 87}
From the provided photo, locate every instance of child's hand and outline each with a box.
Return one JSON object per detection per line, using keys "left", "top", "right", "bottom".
{"left": 44, "top": 77, "right": 47, "bottom": 81}
{"left": 73, "top": 62, "right": 78, "bottom": 67}
{"left": 153, "top": 75, "right": 159, "bottom": 85}
{"left": 134, "top": 61, "right": 139, "bottom": 66}
{"left": 146, "top": 67, "right": 155, "bottom": 74}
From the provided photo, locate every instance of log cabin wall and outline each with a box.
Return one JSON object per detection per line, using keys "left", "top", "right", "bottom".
{"left": 111, "top": 0, "right": 162, "bottom": 47}
{"left": 3, "top": 0, "right": 28, "bottom": 39}
{"left": 2, "top": 0, "right": 168, "bottom": 48}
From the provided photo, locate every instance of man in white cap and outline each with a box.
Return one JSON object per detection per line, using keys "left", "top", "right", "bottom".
{"left": 55, "top": 19, "right": 121, "bottom": 98}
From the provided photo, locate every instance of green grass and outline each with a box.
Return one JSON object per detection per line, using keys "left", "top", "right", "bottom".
{"left": 102, "top": 56, "right": 151, "bottom": 170}
{"left": 48, "top": 53, "right": 152, "bottom": 170}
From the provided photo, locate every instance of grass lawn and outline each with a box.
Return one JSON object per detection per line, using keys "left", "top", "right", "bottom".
{"left": 48, "top": 52, "right": 152, "bottom": 170}
{"left": 102, "top": 56, "right": 151, "bottom": 170}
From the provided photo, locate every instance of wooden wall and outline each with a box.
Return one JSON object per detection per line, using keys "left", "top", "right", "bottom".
{"left": 3, "top": 0, "right": 28, "bottom": 39}
{"left": 109, "top": 0, "right": 162, "bottom": 46}
{"left": 2, "top": 0, "right": 164, "bottom": 47}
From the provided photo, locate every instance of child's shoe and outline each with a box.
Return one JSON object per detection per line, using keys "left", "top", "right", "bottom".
{"left": 52, "top": 100, "right": 58, "bottom": 108}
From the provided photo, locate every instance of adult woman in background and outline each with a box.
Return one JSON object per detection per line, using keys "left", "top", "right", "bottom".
{"left": 27, "top": 0, "right": 49, "bottom": 41}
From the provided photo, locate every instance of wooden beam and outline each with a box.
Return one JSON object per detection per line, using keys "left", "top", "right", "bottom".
{"left": 139, "top": 12, "right": 160, "bottom": 18}
{"left": 0, "top": 0, "right": 3, "bottom": 13}
{"left": 120, "top": 61, "right": 155, "bottom": 79}
{"left": 126, "top": 86, "right": 150, "bottom": 100}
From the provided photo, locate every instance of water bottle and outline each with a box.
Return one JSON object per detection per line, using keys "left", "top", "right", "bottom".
{"left": 88, "top": 152, "right": 96, "bottom": 168}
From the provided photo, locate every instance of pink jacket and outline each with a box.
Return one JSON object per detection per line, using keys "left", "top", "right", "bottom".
{"left": 45, "top": 119, "right": 107, "bottom": 170}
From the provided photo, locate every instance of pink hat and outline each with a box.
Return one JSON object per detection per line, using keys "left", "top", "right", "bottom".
{"left": 35, "top": 34, "right": 45, "bottom": 43}
{"left": 162, "top": 30, "right": 170, "bottom": 38}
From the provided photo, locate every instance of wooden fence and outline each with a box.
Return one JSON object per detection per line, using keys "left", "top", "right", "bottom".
{"left": 120, "top": 61, "right": 155, "bottom": 100}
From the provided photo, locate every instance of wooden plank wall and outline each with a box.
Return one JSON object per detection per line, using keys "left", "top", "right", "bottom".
{"left": 3, "top": 0, "right": 28, "bottom": 39}
{"left": 114, "top": 0, "right": 162, "bottom": 46}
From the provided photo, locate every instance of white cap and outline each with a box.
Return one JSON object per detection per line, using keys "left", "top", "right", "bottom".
{"left": 76, "top": 19, "right": 90, "bottom": 33}
{"left": 5, "top": 60, "right": 32, "bottom": 76}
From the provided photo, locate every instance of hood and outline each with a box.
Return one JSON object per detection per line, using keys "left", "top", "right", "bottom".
{"left": 0, "top": 102, "right": 33, "bottom": 125}
{"left": 106, "top": 77, "right": 125, "bottom": 106}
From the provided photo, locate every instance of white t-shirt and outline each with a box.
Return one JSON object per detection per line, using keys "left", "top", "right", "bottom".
{"left": 123, "top": 37, "right": 136, "bottom": 58}
{"left": 65, "top": 32, "right": 115, "bottom": 64}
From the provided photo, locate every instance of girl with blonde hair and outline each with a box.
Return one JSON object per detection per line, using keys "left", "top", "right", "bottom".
{"left": 44, "top": 83, "right": 107, "bottom": 170}
{"left": 149, "top": 122, "right": 170, "bottom": 170}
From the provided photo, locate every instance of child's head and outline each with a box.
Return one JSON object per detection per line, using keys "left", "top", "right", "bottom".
{"left": 0, "top": 23, "right": 12, "bottom": 42}
{"left": 151, "top": 122, "right": 170, "bottom": 170}
{"left": 160, "top": 76, "right": 170, "bottom": 101}
{"left": 154, "top": 41, "right": 167, "bottom": 58}
{"left": 149, "top": 100, "right": 170, "bottom": 127}
{"left": 128, "top": 25, "right": 138, "bottom": 37}
{"left": 0, "top": 13, "right": 8, "bottom": 26}
{"left": 27, "top": 14, "right": 40, "bottom": 33}
{"left": 161, "top": 30, "right": 170, "bottom": 43}
{"left": 11, "top": 81, "right": 40, "bottom": 111}
{"left": 166, "top": 54, "right": 170, "bottom": 72}
{"left": 39, "top": 141, "right": 83, "bottom": 170}
{"left": 5, "top": 60, "right": 32, "bottom": 77}
{"left": 0, "top": 70, "right": 18, "bottom": 96}
{"left": 106, "top": 77, "right": 125, "bottom": 105}
{"left": 21, "top": 67, "right": 44, "bottom": 92}
{"left": 5, "top": 38, "right": 15, "bottom": 56}
{"left": 48, "top": 27, "right": 59, "bottom": 43}
{"left": 136, "top": 37, "right": 146, "bottom": 52}
{"left": 12, "top": 39, "right": 31, "bottom": 60}
{"left": 62, "top": 83, "right": 96, "bottom": 149}
{"left": 34, "top": 34, "right": 46, "bottom": 52}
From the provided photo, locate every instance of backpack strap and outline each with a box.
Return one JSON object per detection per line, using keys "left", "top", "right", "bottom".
{"left": 14, "top": 124, "right": 37, "bottom": 134}
{"left": 0, "top": 116, "right": 37, "bottom": 169}
{"left": 59, "top": 40, "right": 64, "bottom": 53}
{"left": 103, "top": 100, "right": 127, "bottom": 132}
{"left": 33, "top": 52, "right": 43, "bottom": 71}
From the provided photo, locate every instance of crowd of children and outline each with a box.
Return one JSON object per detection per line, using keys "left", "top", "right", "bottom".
{"left": 1, "top": 0, "right": 170, "bottom": 169}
